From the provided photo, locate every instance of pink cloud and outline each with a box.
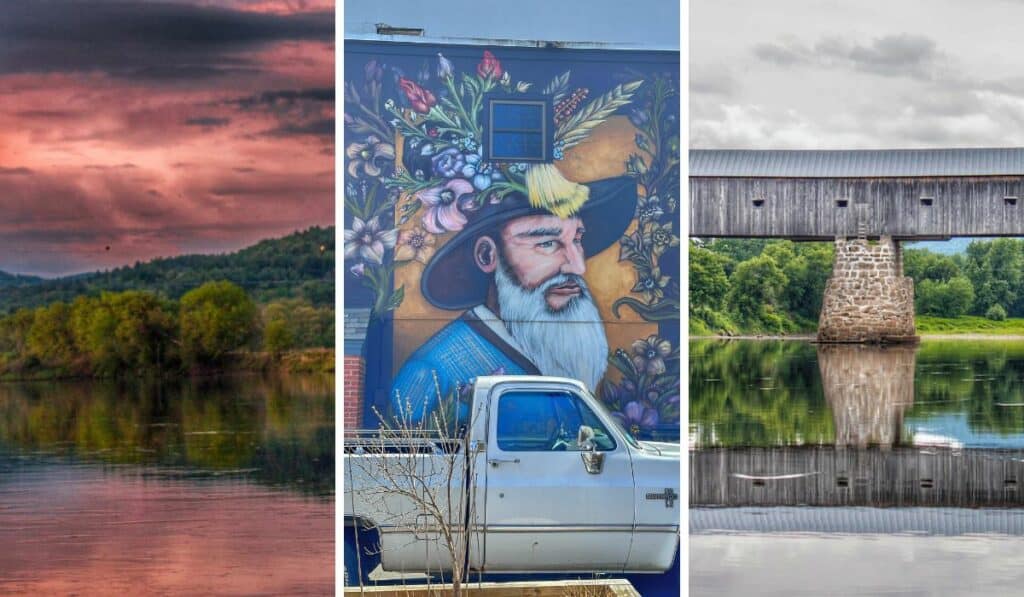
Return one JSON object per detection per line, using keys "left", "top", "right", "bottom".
{"left": 0, "top": 7, "right": 334, "bottom": 277}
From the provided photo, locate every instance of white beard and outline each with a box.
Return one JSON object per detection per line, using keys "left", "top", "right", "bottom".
{"left": 494, "top": 259, "right": 609, "bottom": 390}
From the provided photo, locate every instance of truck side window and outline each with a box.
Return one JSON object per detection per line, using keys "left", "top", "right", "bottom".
{"left": 496, "top": 391, "right": 616, "bottom": 452}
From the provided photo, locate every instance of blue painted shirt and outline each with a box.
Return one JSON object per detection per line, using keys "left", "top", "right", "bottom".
{"left": 389, "top": 306, "right": 540, "bottom": 425}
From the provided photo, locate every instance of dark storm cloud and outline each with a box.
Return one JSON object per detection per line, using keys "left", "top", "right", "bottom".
{"left": 263, "top": 118, "right": 334, "bottom": 137}
{"left": 0, "top": 1, "right": 333, "bottom": 79}
{"left": 185, "top": 116, "right": 232, "bottom": 127}
{"left": 231, "top": 87, "right": 335, "bottom": 109}
{"left": 754, "top": 34, "right": 946, "bottom": 80}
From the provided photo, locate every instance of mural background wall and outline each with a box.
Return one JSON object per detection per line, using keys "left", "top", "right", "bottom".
{"left": 343, "top": 41, "right": 679, "bottom": 440}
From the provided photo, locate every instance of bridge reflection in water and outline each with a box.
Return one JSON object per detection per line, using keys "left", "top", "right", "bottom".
{"left": 691, "top": 341, "right": 1024, "bottom": 510}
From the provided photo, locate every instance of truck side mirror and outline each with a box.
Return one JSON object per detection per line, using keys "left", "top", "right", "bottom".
{"left": 577, "top": 425, "right": 603, "bottom": 474}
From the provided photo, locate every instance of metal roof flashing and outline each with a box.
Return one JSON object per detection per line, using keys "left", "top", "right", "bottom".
{"left": 690, "top": 148, "right": 1024, "bottom": 178}
{"left": 344, "top": 32, "right": 678, "bottom": 52}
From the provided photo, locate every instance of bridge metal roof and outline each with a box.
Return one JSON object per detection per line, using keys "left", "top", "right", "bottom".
{"left": 690, "top": 148, "right": 1024, "bottom": 178}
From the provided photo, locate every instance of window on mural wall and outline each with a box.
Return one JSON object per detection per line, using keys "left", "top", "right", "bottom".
{"left": 485, "top": 97, "right": 552, "bottom": 162}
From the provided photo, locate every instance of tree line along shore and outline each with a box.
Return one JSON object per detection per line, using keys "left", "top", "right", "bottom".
{"left": 0, "top": 281, "right": 333, "bottom": 381}
{"left": 690, "top": 238, "right": 1024, "bottom": 336}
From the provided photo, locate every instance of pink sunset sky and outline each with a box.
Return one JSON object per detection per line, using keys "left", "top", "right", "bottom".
{"left": 0, "top": 0, "right": 334, "bottom": 277}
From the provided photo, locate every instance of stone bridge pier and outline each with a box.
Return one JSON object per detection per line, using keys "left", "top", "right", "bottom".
{"left": 817, "top": 237, "right": 917, "bottom": 343}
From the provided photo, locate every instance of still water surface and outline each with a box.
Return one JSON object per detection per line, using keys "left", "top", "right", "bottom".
{"left": 0, "top": 373, "right": 333, "bottom": 595}
{"left": 690, "top": 339, "right": 1024, "bottom": 596}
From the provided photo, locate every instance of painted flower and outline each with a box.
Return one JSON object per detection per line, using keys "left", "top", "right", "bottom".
{"left": 602, "top": 378, "right": 638, "bottom": 411}
{"left": 499, "top": 71, "right": 511, "bottom": 87}
{"left": 394, "top": 226, "right": 437, "bottom": 264}
{"left": 612, "top": 401, "right": 660, "bottom": 432}
{"left": 553, "top": 142, "right": 565, "bottom": 160}
{"left": 364, "top": 59, "right": 383, "bottom": 83}
{"left": 437, "top": 52, "right": 454, "bottom": 79}
{"left": 631, "top": 335, "right": 673, "bottom": 376}
{"left": 643, "top": 221, "right": 680, "bottom": 255}
{"left": 417, "top": 178, "right": 474, "bottom": 233}
{"left": 346, "top": 135, "right": 396, "bottom": 178}
{"left": 632, "top": 264, "right": 670, "bottom": 302}
{"left": 516, "top": 81, "right": 532, "bottom": 93}
{"left": 349, "top": 262, "right": 365, "bottom": 277}
{"left": 635, "top": 195, "right": 665, "bottom": 223}
{"left": 629, "top": 107, "right": 650, "bottom": 128}
{"left": 432, "top": 148, "right": 466, "bottom": 178}
{"left": 626, "top": 153, "right": 648, "bottom": 175}
{"left": 398, "top": 77, "right": 436, "bottom": 114}
{"left": 462, "top": 152, "right": 504, "bottom": 191}
{"left": 344, "top": 216, "right": 398, "bottom": 265}
{"left": 477, "top": 50, "right": 503, "bottom": 80}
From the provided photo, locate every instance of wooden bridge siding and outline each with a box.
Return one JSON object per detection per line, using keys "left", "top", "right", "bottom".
{"left": 689, "top": 176, "right": 1024, "bottom": 238}
{"left": 690, "top": 447, "right": 1024, "bottom": 507}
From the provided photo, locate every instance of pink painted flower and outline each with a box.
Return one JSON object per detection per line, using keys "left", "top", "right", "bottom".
{"left": 416, "top": 179, "right": 474, "bottom": 234}
{"left": 477, "top": 50, "right": 503, "bottom": 80}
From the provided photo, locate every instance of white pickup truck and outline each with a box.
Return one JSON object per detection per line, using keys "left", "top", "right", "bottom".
{"left": 343, "top": 375, "right": 680, "bottom": 586}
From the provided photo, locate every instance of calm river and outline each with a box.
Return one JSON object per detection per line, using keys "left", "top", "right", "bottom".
{"left": 0, "top": 373, "right": 334, "bottom": 595}
{"left": 690, "top": 339, "right": 1024, "bottom": 596}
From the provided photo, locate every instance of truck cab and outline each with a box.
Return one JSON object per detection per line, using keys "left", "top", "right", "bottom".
{"left": 343, "top": 375, "right": 679, "bottom": 583}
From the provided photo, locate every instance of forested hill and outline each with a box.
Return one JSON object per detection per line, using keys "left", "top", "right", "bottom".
{"left": 0, "top": 271, "right": 43, "bottom": 289}
{"left": 0, "top": 227, "right": 334, "bottom": 314}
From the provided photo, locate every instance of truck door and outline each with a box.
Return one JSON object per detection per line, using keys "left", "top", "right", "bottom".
{"left": 482, "top": 383, "right": 634, "bottom": 572}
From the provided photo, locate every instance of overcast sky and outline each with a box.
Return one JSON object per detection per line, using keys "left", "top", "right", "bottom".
{"left": 0, "top": 0, "right": 333, "bottom": 277}
{"left": 691, "top": 0, "right": 1024, "bottom": 149}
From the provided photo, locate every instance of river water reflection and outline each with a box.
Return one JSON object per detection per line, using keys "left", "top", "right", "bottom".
{"left": 0, "top": 373, "right": 334, "bottom": 595}
{"left": 690, "top": 339, "right": 1024, "bottom": 596}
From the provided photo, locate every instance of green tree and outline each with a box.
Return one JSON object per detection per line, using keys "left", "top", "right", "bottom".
{"left": 689, "top": 243, "right": 730, "bottom": 313}
{"left": 26, "top": 303, "right": 75, "bottom": 365}
{"left": 917, "top": 276, "right": 975, "bottom": 317}
{"left": 179, "top": 281, "right": 257, "bottom": 364}
{"left": 727, "top": 255, "right": 790, "bottom": 331}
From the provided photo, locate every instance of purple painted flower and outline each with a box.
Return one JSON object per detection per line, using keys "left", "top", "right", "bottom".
{"left": 629, "top": 107, "right": 650, "bottom": 128}
{"left": 432, "top": 148, "right": 466, "bottom": 178}
{"left": 349, "top": 262, "right": 365, "bottom": 277}
{"left": 612, "top": 401, "right": 660, "bottom": 431}
{"left": 417, "top": 179, "right": 474, "bottom": 234}
{"left": 364, "top": 59, "right": 383, "bottom": 83}
{"left": 344, "top": 216, "right": 398, "bottom": 265}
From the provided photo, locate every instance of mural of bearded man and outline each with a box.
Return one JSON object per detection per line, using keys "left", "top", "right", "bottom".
{"left": 390, "top": 164, "right": 637, "bottom": 425}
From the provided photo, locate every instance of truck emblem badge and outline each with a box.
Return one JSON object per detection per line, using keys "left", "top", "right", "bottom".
{"left": 646, "top": 488, "right": 678, "bottom": 508}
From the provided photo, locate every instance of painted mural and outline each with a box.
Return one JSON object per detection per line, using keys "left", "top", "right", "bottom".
{"left": 343, "top": 41, "right": 679, "bottom": 440}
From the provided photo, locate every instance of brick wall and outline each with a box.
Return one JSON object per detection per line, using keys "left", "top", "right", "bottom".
{"left": 343, "top": 356, "right": 364, "bottom": 430}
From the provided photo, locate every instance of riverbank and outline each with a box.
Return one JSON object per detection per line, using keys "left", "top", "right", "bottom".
{"left": 0, "top": 347, "right": 334, "bottom": 382}
{"left": 692, "top": 316, "right": 1024, "bottom": 341}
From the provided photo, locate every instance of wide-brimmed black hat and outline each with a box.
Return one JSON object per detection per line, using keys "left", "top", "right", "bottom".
{"left": 420, "top": 172, "right": 637, "bottom": 310}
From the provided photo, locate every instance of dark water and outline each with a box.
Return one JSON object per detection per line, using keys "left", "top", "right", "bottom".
{"left": 0, "top": 373, "right": 334, "bottom": 595}
{"left": 690, "top": 339, "right": 1024, "bottom": 596}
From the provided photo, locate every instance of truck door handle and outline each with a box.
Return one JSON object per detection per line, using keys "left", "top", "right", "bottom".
{"left": 488, "top": 458, "right": 520, "bottom": 467}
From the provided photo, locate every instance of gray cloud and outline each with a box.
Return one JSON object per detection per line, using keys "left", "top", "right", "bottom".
{"left": 691, "top": 65, "right": 739, "bottom": 96}
{"left": 0, "top": 1, "right": 332, "bottom": 79}
{"left": 184, "top": 117, "right": 232, "bottom": 127}
{"left": 754, "top": 34, "right": 946, "bottom": 80}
